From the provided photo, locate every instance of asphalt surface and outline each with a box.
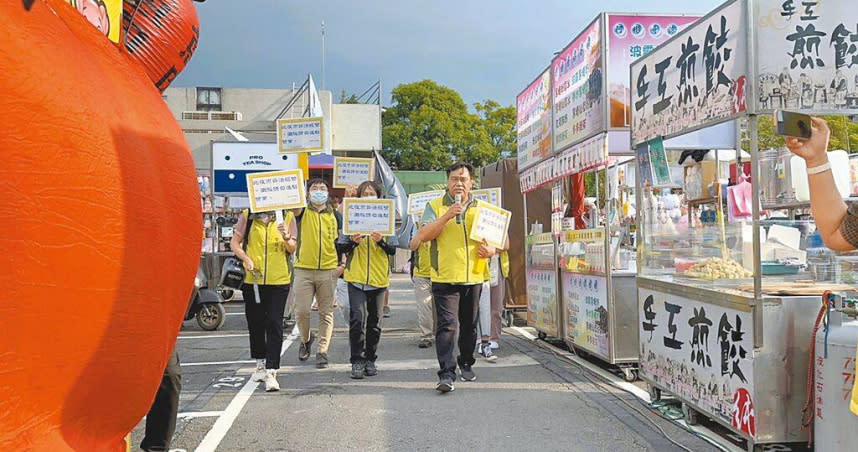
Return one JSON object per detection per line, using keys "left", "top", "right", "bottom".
{"left": 130, "top": 273, "right": 717, "bottom": 452}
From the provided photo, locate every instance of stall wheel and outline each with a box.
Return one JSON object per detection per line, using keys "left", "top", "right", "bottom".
{"left": 537, "top": 331, "right": 548, "bottom": 341}
{"left": 681, "top": 403, "right": 699, "bottom": 425}
{"left": 621, "top": 367, "right": 638, "bottom": 383}
{"left": 648, "top": 385, "right": 662, "bottom": 402}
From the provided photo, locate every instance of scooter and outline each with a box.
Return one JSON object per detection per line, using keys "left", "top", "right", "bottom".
{"left": 185, "top": 265, "right": 226, "bottom": 331}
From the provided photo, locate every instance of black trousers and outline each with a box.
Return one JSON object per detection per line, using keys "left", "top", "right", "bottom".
{"left": 242, "top": 283, "right": 290, "bottom": 369}
{"left": 348, "top": 284, "right": 386, "bottom": 364}
{"left": 432, "top": 282, "right": 482, "bottom": 379}
{"left": 141, "top": 349, "right": 182, "bottom": 452}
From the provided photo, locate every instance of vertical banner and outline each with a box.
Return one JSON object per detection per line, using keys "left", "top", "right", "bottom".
{"left": 756, "top": 0, "right": 858, "bottom": 113}
{"left": 563, "top": 272, "right": 610, "bottom": 357}
{"left": 630, "top": 0, "right": 748, "bottom": 146}
{"left": 639, "top": 289, "right": 756, "bottom": 438}
{"left": 526, "top": 269, "right": 559, "bottom": 337}
{"left": 635, "top": 142, "right": 654, "bottom": 188}
{"left": 648, "top": 137, "right": 673, "bottom": 187}
{"left": 517, "top": 69, "right": 553, "bottom": 171}
{"left": 607, "top": 14, "right": 701, "bottom": 128}
{"left": 553, "top": 17, "right": 604, "bottom": 152}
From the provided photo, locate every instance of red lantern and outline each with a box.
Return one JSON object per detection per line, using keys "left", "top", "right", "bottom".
{"left": 121, "top": 0, "right": 201, "bottom": 91}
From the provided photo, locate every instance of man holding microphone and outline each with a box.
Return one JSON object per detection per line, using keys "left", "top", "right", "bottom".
{"left": 413, "top": 162, "right": 498, "bottom": 393}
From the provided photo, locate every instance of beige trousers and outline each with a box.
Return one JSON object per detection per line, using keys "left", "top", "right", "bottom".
{"left": 293, "top": 268, "right": 337, "bottom": 354}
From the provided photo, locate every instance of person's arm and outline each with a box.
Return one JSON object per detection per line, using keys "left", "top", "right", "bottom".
{"left": 371, "top": 232, "right": 397, "bottom": 256}
{"left": 281, "top": 216, "right": 298, "bottom": 254}
{"left": 230, "top": 212, "right": 254, "bottom": 271}
{"left": 414, "top": 203, "right": 461, "bottom": 243}
{"left": 785, "top": 117, "right": 854, "bottom": 251}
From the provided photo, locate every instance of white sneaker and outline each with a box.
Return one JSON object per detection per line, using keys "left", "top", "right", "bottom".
{"left": 252, "top": 360, "right": 266, "bottom": 382}
{"left": 489, "top": 340, "right": 499, "bottom": 350}
{"left": 264, "top": 370, "right": 280, "bottom": 392}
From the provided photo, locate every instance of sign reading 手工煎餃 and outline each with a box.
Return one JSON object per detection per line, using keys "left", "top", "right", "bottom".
{"left": 630, "top": 0, "right": 748, "bottom": 146}
{"left": 639, "top": 288, "right": 756, "bottom": 438}
{"left": 755, "top": 0, "right": 858, "bottom": 114}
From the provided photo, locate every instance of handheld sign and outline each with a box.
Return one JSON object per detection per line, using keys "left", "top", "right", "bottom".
{"left": 342, "top": 198, "right": 396, "bottom": 236}
{"left": 469, "top": 203, "right": 512, "bottom": 249}
{"left": 471, "top": 187, "right": 502, "bottom": 207}
{"left": 407, "top": 190, "right": 444, "bottom": 217}
{"left": 333, "top": 157, "right": 375, "bottom": 188}
{"left": 246, "top": 169, "right": 306, "bottom": 213}
{"left": 276, "top": 117, "right": 324, "bottom": 153}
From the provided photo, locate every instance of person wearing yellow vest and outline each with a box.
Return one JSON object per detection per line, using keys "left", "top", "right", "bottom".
{"left": 336, "top": 181, "right": 397, "bottom": 379}
{"left": 413, "top": 162, "right": 498, "bottom": 393}
{"left": 293, "top": 178, "right": 343, "bottom": 370}
{"left": 409, "top": 216, "right": 435, "bottom": 349}
{"left": 783, "top": 118, "right": 858, "bottom": 416}
{"left": 231, "top": 209, "right": 297, "bottom": 392}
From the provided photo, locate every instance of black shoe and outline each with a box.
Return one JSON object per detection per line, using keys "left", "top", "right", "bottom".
{"left": 383, "top": 305, "right": 391, "bottom": 318}
{"left": 459, "top": 365, "right": 476, "bottom": 382}
{"left": 350, "top": 362, "right": 365, "bottom": 379}
{"left": 435, "top": 376, "right": 455, "bottom": 393}
{"left": 316, "top": 352, "right": 329, "bottom": 369}
{"left": 298, "top": 333, "right": 315, "bottom": 361}
{"left": 418, "top": 338, "right": 432, "bottom": 349}
{"left": 364, "top": 360, "right": 377, "bottom": 376}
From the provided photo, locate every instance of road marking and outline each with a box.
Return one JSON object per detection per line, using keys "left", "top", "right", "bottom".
{"left": 178, "top": 334, "right": 247, "bottom": 340}
{"left": 183, "top": 360, "right": 256, "bottom": 367}
{"left": 178, "top": 411, "right": 224, "bottom": 419}
{"left": 225, "top": 312, "right": 244, "bottom": 316}
{"left": 508, "top": 327, "right": 741, "bottom": 452}
{"left": 193, "top": 325, "right": 299, "bottom": 452}
{"left": 234, "top": 354, "right": 539, "bottom": 375}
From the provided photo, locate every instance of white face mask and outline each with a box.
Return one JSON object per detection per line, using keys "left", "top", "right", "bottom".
{"left": 363, "top": 195, "right": 378, "bottom": 200}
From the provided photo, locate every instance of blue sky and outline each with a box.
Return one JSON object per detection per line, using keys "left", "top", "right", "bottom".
{"left": 175, "top": 0, "right": 724, "bottom": 108}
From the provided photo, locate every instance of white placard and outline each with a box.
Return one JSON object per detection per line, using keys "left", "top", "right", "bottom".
{"left": 563, "top": 273, "right": 609, "bottom": 357}
{"left": 526, "top": 269, "right": 559, "bottom": 337}
{"left": 333, "top": 157, "right": 375, "bottom": 188}
{"left": 630, "top": 0, "right": 748, "bottom": 146}
{"left": 276, "top": 117, "right": 324, "bottom": 153}
{"left": 407, "top": 190, "right": 444, "bottom": 216}
{"left": 639, "top": 288, "right": 757, "bottom": 438}
{"left": 755, "top": 0, "right": 858, "bottom": 113}
{"left": 342, "top": 198, "right": 395, "bottom": 236}
{"left": 471, "top": 188, "right": 502, "bottom": 207}
{"left": 469, "top": 203, "right": 511, "bottom": 249}
{"left": 246, "top": 169, "right": 306, "bottom": 213}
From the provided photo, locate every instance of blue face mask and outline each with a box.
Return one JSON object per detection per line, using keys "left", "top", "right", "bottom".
{"left": 310, "top": 191, "right": 329, "bottom": 205}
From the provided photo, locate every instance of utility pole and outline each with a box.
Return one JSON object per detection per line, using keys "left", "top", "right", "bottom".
{"left": 321, "top": 21, "right": 326, "bottom": 92}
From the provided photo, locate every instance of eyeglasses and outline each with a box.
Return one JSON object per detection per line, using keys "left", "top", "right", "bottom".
{"left": 448, "top": 176, "right": 471, "bottom": 184}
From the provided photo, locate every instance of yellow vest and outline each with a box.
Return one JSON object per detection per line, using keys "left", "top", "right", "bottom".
{"left": 427, "top": 194, "right": 489, "bottom": 284}
{"left": 295, "top": 207, "right": 340, "bottom": 270}
{"left": 851, "top": 346, "right": 858, "bottom": 415}
{"left": 413, "top": 241, "right": 432, "bottom": 278}
{"left": 242, "top": 210, "right": 292, "bottom": 285}
{"left": 499, "top": 249, "right": 510, "bottom": 278}
{"left": 345, "top": 239, "right": 391, "bottom": 288}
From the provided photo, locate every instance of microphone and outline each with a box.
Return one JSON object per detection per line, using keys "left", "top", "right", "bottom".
{"left": 455, "top": 194, "right": 462, "bottom": 224}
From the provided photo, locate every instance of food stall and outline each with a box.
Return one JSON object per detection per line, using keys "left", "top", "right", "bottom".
{"left": 631, "top": 0, "right": 858, "bottom": 449}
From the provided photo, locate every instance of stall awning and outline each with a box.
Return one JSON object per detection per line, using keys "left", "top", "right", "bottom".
{"left": 308, "top": 153, "right": 334, "bottom": 169}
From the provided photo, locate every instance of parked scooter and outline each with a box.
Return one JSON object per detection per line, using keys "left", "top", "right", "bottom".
{"left": 185, "top": 265, "right": 226, "bottom": 331}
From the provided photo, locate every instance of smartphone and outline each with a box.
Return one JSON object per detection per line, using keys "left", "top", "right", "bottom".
{"left": 774, "top": 110, "right": 812, "bottom": 139}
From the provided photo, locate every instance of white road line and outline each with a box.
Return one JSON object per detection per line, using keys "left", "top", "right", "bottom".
{"left": 178, "top": 411, "right": 224, "bottom": 419}
{"left": 183, "top": 360, "right": 256, "bottom": 367}
{"left": 509, "top": 327, "right": 740, "bottom": 452}
{"left": 178, "top": 334, "right": 247, "bottom": 340}
{"left": 193, "top": 325, "right": 299, "bottom": 452}
{"left": 224, "top": 312, "right": 244, "bottom": 316}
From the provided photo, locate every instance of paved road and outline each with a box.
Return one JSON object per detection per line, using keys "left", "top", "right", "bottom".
{"left": 131, "top": 274, "right": 716, "bottom": 452}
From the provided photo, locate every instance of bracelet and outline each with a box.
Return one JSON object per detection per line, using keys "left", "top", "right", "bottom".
{"left": 806, "top": 161, "right": 831, "bottom": 175}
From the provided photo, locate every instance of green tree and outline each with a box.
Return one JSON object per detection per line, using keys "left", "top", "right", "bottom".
{"left": 753, "top": 114, "right": 858, "bottom": 152}
{"left": 381, "top": 80, "right": 496, "bottom": 170}
{"left": 474, "top": 99, "right": 517, "bottom": 158}
{"left": 339, "top": 90, "right": 360, "bottom": 104}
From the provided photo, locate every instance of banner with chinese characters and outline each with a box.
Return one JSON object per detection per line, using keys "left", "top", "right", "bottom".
{"left": 471, "top": 187, "right": 502, "bottom": 207}
{"left": 639, "top": 288, "right": 757, "bottom": 438}
{"left": 554, "top": 132, "right": 609, "bottom": 177}
{"left": 517, "top": 69, "right": 553, "bottom": 171}
{"left": 276, "top": 117, "right": 324, "bottom": 153}
{"left": 563, "top": 273, "right": 610, "bottom": 358}
{"left": 342, "top": 198, "right": 395, "bottom": 236}
{"left": 630, "top": 0, "right": 748, "bottom": 146}
{"left": 521, "top": 157, "right": 556, "bottom": 194}
{"left": 246, "top": 169, "right": 306, "bottom": 213}
{"left": 407, "top": 190, "right": 444, "bottom": 217}
{"left": 607, "top": 14, "right": 701, "bottom": 128}
{"left": 469, "top": 203, "right": 512, "bottom": 249}
{"left": 553, "top": 17, "right": 604, "bottom": 152}
{"left": 755, "top": 0, "right": 858, "bottom": 113}
{"left": 333, "top": 157, "right": 375, "bottom": 188}
{"left": 526, "top": 269, "right": 559, "bottom": 337}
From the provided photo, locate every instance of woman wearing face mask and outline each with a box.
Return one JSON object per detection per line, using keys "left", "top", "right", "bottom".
{"left": 230, "top": 209, "right": 297, "bottom": 392}
{"left": 337, "top": 181, "right": 397, "bottom": 379}
{"left": 293, "top": 179, "right": 343, "bottom": 370}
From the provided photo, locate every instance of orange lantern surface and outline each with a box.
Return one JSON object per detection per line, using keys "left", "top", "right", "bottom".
{"left": 0, "top": 0, "right": 201, "bottom": 450}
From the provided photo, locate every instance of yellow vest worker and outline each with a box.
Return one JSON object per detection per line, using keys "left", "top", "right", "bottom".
{"left": 413, "top": 240, "right": 432, "bottom": 279}
{"left": 344, "top": 236, "right": 396, "bottom": 288}
{"left": 425, "top": 194, "right": 490, "bottom": 284}
{"left": 240, "top": 209, "right": 294, "bottom": 285}
{"left": 295, "top": 205, "right": 341, "bottom": 270}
